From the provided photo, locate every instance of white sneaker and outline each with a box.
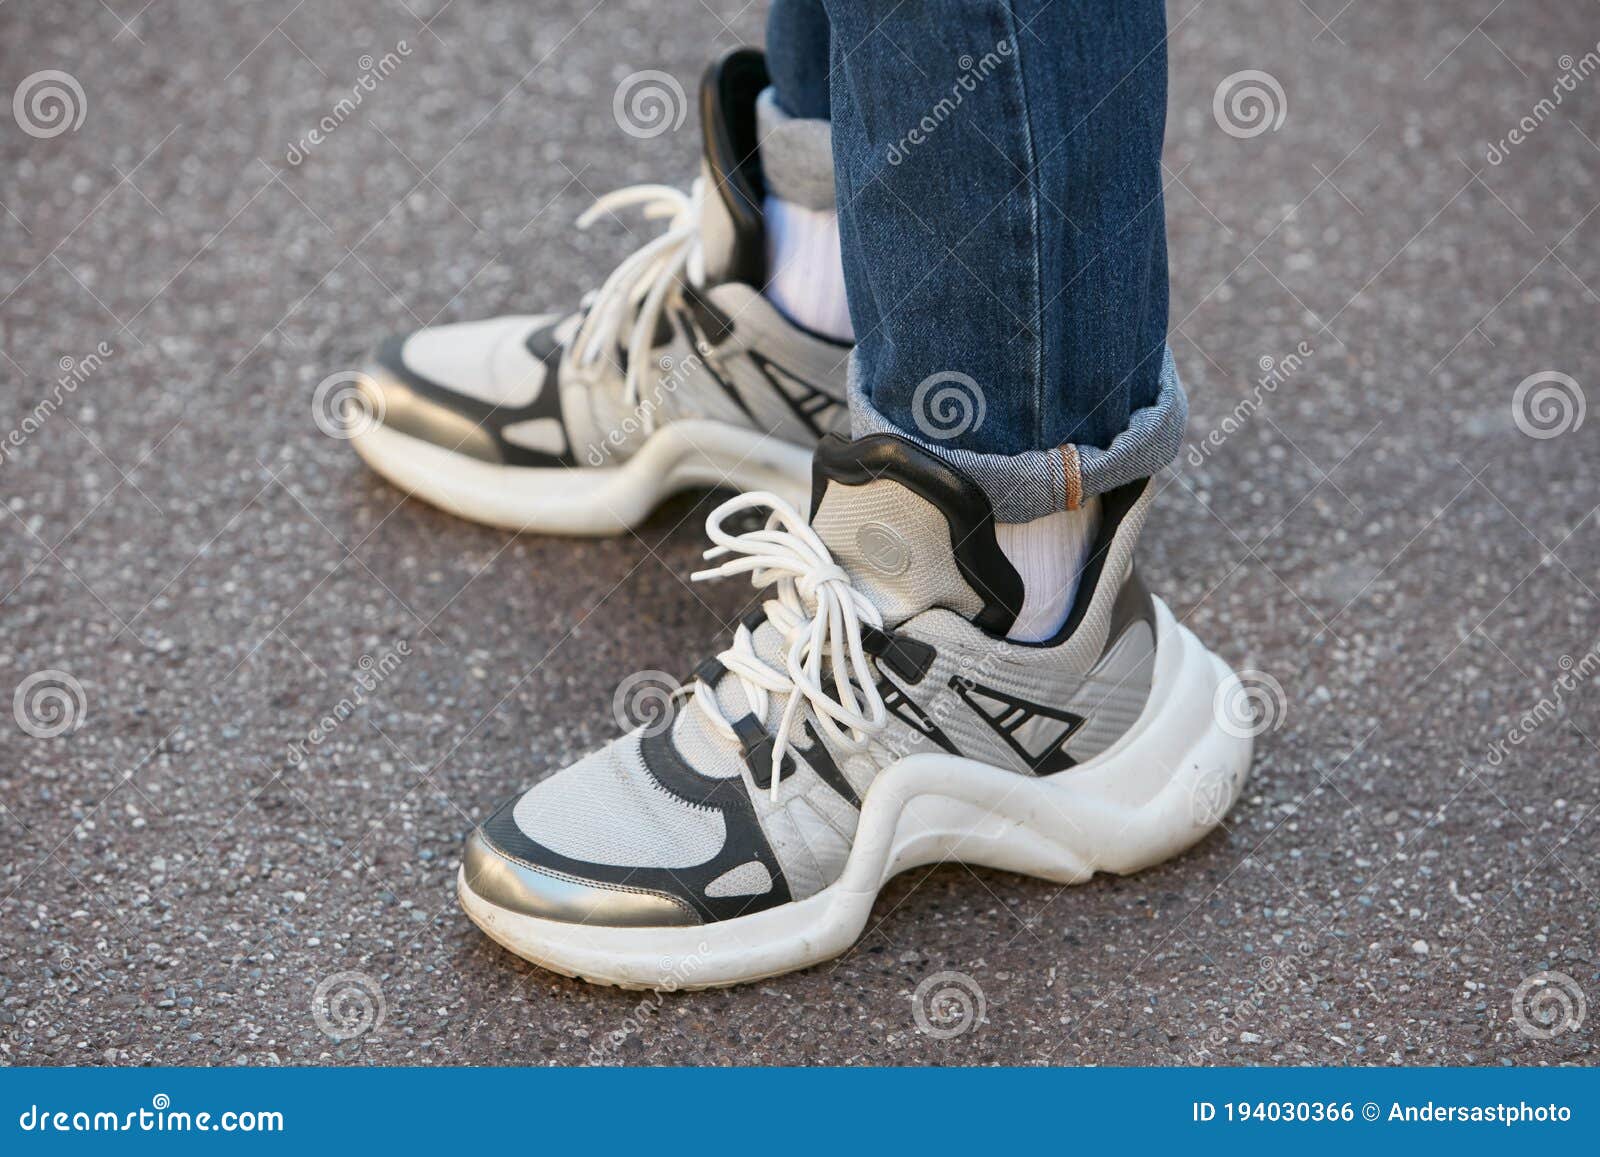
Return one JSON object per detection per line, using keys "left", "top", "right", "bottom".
{"left": 458, "top": 432, "right": 1255, "bottom": 987}
{"left": 351, "top": 50, "right": 850, "bottom": 534}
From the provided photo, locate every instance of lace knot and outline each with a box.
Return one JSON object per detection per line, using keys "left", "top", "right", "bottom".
{"left": 688, "top": 492, "right": 889, "bottom": 800}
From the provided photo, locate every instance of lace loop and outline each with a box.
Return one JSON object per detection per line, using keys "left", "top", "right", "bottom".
{"left": 566, "top": 179, "right": 708, "bottom": 432}
{"left": 690, "top": 492, "right": 889, "bottom": 800}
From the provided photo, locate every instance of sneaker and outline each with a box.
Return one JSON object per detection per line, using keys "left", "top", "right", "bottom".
{"left": 457, "top": 432, "right": 1255, "bottom": 988}
{"left": 351, "top": 49, "right": 850, "bottom": 534}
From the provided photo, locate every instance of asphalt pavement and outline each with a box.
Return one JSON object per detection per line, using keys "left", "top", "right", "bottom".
{"left": 1, "top": 0, "right": 1596, "bottom": 1065}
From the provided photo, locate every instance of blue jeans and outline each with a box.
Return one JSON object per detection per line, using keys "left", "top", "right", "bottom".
{"left": 766, "top": 0, "right": 1185, "bottom": 521}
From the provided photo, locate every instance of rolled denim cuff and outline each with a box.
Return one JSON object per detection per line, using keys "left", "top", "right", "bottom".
{"left": 847, "top": 346, "right": 1188, "bottom": 523}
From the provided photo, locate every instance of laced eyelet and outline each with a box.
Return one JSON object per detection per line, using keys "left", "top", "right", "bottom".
{"left": 685, "top": 491, "right": 891, "bottom": 800}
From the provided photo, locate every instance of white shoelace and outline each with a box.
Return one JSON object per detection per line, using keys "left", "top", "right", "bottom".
{"left": 689, "top": 492, "right": 890, "bottom": 800}
{"left": 566, "top": 179, "right": 708, "bottom": 428}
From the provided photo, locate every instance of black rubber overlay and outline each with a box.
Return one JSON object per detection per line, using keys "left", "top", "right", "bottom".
{"left": 671, "top": 304, "right": 844, "bottom": 437}
{"left": 947, "top": 676, "right": 1086, "bottom": 775}
{"left": 671, "top": 305, "right": 756, "bottom": 422}
{"left": 861, "top": 625, "right": 936, "bottom": 684}
{"left": 876, "top": 672, "right": 959, "bottom": 754}
{"left": 698, "top": 48, "right": 769, "bottom": 287}
{"left": 681, "top": 283, "right": 737, "bottom": 346}
{"left": 734, "top": 713, "right": 796, "bottom": 791}
{"left": 372, "top": 326, "right": 574, "bottom": 468}
{"left": 478, "top": 729, "right": 793, "bottom": 925}
{"left": 747, "top": 351, "right": 847, "bottom": 440}
{"left": 811, "top": 433, "right": 1025, "bottom": 635}
{"left": 796, "top": 719, "right": 861, "bottom": 809}
{"left": 692, "top": 656, "right": 728, "bottom": 689}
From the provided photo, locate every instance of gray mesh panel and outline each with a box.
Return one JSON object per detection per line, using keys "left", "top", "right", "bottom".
{"left": 514, "top": 732, "right": 727, "bottom": 868}
{"left": 811, "top": 479, "right": 985, "bottom": 626}
{"left": 704, "top": 861, "right": 774, "bottom": 898}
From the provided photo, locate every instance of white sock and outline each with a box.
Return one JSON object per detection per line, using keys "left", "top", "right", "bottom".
{"left": 995, "top": 498, "right": 1103, "bottom": 643}
{"left": 763, "top": 195, "right": 854, "bottom": 342}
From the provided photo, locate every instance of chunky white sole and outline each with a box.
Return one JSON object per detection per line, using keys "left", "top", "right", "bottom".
{"left": 352, "top": 418, "right": 814, "bottom": 535}
{"left": 458, "top": 598, "right": 1254, "bottom": 989}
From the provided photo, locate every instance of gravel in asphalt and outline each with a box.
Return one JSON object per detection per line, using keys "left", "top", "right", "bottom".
{"left": 1, "top": 0, "right": 1596, "bottom": 1065}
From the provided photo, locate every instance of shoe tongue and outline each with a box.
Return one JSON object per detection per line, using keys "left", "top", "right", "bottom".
{"left": 808, "top": 434, "right": 1024, "bottom": 634}
{"left": 696, "top": 49, "right": 769, "bottom": 287}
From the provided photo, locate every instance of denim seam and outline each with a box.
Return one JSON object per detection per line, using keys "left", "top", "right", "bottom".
{"left": 999, "top": 0, "right": 1045, "bottom": 448}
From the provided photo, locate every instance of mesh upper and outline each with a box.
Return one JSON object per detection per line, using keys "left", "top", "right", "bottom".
{"left": 398, "top": 315, "right": 552, "bottom": 407}
{"left": 500, "top": 468, "right": 1158, "bottom": 908}
{"left": 704, "top": 861, "right": 774, "bottom": 898}
{"left": 513, "top": 732, "right": 726, "bottom": 869}
{"left": 811, "top": 480, "right": 986, "bottom": 625}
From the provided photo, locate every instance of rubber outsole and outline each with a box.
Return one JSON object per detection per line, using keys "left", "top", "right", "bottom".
{"left": 457, "top": 598, "right": 1255, "bottom": 989}
{"left": 352, "top": 414, "right": 814, "bottom": 536}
